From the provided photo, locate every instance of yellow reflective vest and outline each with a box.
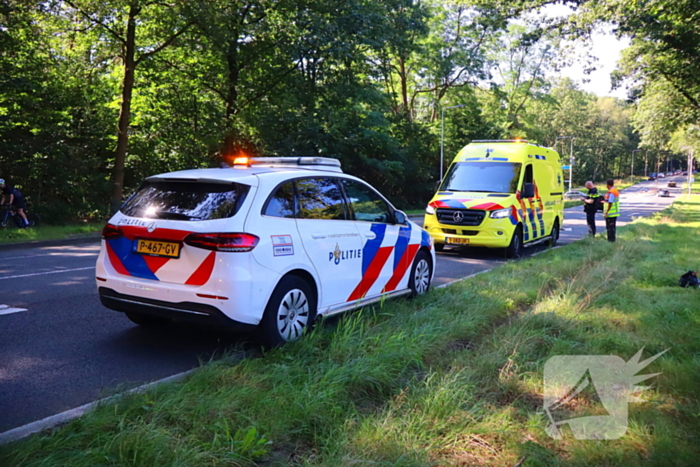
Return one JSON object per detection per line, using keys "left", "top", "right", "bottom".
{"left": 605, "top": 187, "right": 620, "bottom": 217}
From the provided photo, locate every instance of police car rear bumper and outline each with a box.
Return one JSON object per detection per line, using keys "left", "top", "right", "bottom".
{"left": 98, "top": 287, "right": 257, "bottom": 332}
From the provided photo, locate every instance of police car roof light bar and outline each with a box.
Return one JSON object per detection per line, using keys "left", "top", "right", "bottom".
{"left": 239, "top": 157, "right": 343, "bottom": 172}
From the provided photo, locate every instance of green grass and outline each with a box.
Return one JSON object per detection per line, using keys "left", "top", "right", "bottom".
{"left": 0, "top": 223, "right": 102, "bottom": 244}
{"left": 404, "top": 209, "right": 425, "bottom": 216}
{"left": 2, "top": 197, "right": 700, "bottom": 466}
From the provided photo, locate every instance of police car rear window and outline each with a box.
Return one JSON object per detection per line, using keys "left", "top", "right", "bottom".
{"left": 120, "top": 180, "right": 250, "bottom": 221}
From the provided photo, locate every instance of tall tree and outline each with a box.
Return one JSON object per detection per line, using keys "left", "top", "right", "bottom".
{"left": 59, "top": 0, "right": 192, "bottom": 211}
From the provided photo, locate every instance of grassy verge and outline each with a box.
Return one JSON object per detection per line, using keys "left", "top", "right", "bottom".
{"left": 0, "top": 223, "right": 102, "bottom": 245}
{"left": 404, "top": 209, "right": 425, "bottom": 216}
{"left": 3, "top": 197, "right": 699, "bottom": 466}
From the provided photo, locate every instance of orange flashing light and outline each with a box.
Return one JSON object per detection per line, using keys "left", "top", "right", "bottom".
{"left": 233, "top": 156, "right": 250, "bottom": 166}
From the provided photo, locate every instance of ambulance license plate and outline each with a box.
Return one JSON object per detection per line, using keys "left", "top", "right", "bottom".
{"left": 446, "top": 237, "right": 469, "bottom": 245}
{"left": 135, "top": 239, "right": 181, "bottom": 258}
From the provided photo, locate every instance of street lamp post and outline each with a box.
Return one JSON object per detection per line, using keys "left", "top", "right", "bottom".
{"left": 556, "top": 136, "right": 575, "bottom": 192}
{"left": 631, "top": 149, "right": 641, "bottom": 179}
{"left": 440, "top": 104, "right": 466, "bottom": 180}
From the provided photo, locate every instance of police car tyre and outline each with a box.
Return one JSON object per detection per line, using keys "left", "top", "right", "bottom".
{"left": 409, "top": 250, "right": 432, "bottom": 297}
{"left": 548, "top": 219, "right": 560, "bottom": 247}
{"left": 124, "top": 311, "right": 172, "bottom": 326}
{"left": 506, "top": 226, "right": 523, "bottom": 258}
{"left": 260, "top": 275, "right": 316, "bottom": 347}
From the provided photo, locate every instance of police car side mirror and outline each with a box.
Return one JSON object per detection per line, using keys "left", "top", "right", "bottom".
{"left": 394, "top": 210, "right": 407, "bottom": 225}
{"left": 522, "top": 183, "right": 535, "bottom": 198}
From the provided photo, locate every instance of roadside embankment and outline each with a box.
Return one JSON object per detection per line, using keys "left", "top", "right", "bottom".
{"left": 2, "top": 197, "right": 699, "bottom": 466}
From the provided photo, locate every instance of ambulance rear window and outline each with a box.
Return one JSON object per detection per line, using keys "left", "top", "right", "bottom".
{"left": 120, "top": 180, "right": 250, "bottom": 221}
{"left": 440, "top": 162, "right": 522, "bottom": 194}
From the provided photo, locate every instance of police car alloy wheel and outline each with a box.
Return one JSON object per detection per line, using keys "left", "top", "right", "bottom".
{"left": 260, "top": 275, "right": 316, "bottom": 346}
{"left": 409, "top": 251, "right": 432, "bottom": 296}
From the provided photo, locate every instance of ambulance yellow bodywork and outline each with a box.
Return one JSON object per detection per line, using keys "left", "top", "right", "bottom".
{"left": 424, "top": 140, "right": 564, "bottom": 256}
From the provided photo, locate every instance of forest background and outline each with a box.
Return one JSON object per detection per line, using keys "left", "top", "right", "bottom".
{"left": 1, "top": 0, "right": 698, "bottom": 223}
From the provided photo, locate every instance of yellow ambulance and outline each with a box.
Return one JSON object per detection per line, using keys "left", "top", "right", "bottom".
{"left": 424, "top": 140, "right": 564, "bottom": 257}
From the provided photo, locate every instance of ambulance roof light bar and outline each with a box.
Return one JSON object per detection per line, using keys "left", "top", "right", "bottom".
{"left": 232, "top": 156, "right": 343, "bottom": 173}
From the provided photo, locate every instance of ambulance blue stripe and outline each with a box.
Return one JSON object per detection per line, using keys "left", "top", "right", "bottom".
{"left": 492, "top": 157, "right": 508, "bottom": 161}
{"left": 361, "top": 224, "right": 387, "bottom": 276}
{"left": 108, "top": 238, "right": 159, "bottom": 281}
{"left": 393, "top": 226, "right": 412, "bottom": 270}
{"left": 523, "top": 221, "right": 530, "bottom": 241}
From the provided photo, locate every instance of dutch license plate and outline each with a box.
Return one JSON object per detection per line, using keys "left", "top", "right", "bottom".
{"left": 135, "top": 239, "right": 181, "bottom": 258}
{"left": 446, "top": 237, "right": 469, "bottom": 245}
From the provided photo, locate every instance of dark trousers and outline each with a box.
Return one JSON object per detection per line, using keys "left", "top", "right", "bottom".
{"left": 605, "top": 216, "right": 618, "bottom": 242}
{"left": 586, "top": 211, "right": 596, "bottom": 236}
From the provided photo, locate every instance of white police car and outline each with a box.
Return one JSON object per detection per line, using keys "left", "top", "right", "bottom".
{"left": 96, "top": 157, "right": 435, "bottom": 346}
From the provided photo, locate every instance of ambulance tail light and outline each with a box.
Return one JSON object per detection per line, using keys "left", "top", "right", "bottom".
{"left": 102, "top": 223, "right": 123, "bottom": 240}
{"left": 490, "top": 208, "right": 511, "bottom": 219}
{"left": 184, "top": 232, "right": 259, "bottom": 252}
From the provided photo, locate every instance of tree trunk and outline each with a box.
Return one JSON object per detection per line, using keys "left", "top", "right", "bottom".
{"left": 110, "top": 6, "right": 138, "bottom": 213}
{"left": 398, "top": 55, "right": 409, "bottom": 119}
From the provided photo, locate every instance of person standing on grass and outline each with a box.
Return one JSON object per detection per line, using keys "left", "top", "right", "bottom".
{"left": 581, "top": 181, "right": 600, "bottom": 236}
{"left": 602, "top": 178, "right": 620, "bottom": 242}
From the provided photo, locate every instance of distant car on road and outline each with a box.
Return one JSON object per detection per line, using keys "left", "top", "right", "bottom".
{"left": 658, "top": 172, "right": 665, "bottom": 178}
{"left": 564, "top": 190, "right": 587, "bottom": 200}
{"left": 668, "top": 181, "right": 677, "bottom": 187}
{"left": 648, "top": 173, "right": 657, "bottom": 181}
{"left": 658, "top": 189, "right": 670, "bottom": 197}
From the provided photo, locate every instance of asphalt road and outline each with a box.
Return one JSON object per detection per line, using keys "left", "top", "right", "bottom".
{"left": 0, "top": 176, "right": 683, "bottom": 434}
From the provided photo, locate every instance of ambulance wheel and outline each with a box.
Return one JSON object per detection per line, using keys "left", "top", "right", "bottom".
{"left": 549, "top": 219, "right": 560, "bottom": 247}
{"left": 124, "top": 311, "right": 171, "bottom": 326}
{"left": 259, "top": 276, "right": 316, "bottom": 347}
{"left": 409, "top": 250, "right": 432, "bottom": 297}
{"left": 434, "top": 243, "right": 444, "bottom": 252}
{"left": 506, "top": 227, "right": 523, "bottom": 259}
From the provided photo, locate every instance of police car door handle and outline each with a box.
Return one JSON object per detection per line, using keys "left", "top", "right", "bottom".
{"left": 364, "top": 232, "right": 376, "bottom": 240}
{"left": 311, "top": 233, "right": 327, "bottom": 239}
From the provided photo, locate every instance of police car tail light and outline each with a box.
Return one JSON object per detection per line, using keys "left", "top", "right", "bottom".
{"left": 184, "top": 232, "right": 259, "bottom": 252}
{"left": 102, "top": 223, "right": 123, "bottom": 240}
{"left": 490, "top": 208, "right": 511, "bottom": 219}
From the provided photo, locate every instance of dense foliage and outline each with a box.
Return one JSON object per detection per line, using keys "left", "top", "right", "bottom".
{"left": 0, "top": 0, "right": 691, "bottom": 222}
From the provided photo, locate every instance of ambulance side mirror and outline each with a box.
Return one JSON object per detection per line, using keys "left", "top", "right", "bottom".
{"left": 522, "top": 183, "right": 535, "bottom": 198}
{"left": 434, "top": 180, "right": 442, "bottom": 191}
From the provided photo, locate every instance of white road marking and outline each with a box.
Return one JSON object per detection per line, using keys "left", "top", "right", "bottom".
{"left": 0, "top": 266, "right": 95, "bottom": 281}
{"left": 1, "top": 253, "right": 99, "bottom": 260}
{"left": 0, "top": 304, "right": 27, "bottom": 315}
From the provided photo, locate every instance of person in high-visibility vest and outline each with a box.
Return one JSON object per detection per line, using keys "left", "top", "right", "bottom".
{"left": 603, "top": 178, "right": 620, "bottom": 242}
